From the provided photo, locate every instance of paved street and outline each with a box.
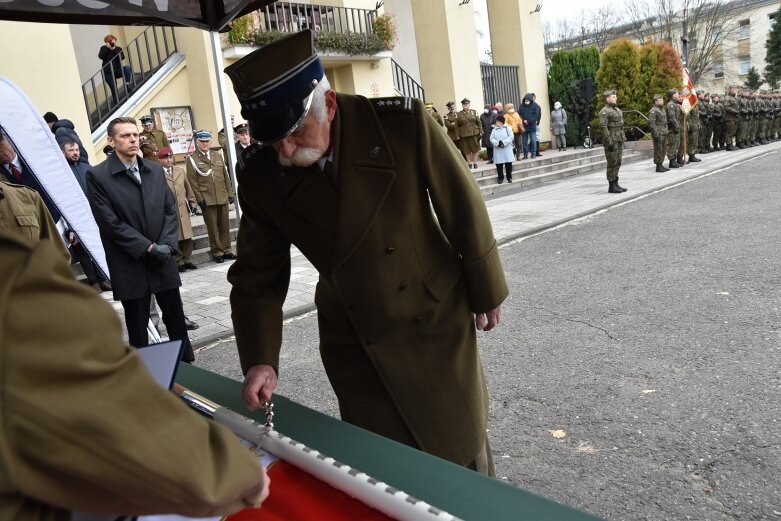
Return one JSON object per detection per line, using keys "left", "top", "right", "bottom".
{"left": 195, "top": 149, "right": 780, "bottom": 520}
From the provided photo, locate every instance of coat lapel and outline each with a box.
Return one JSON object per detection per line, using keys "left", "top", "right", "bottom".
{"left": 331, "top": 94, "right": 396, "bottom": 271}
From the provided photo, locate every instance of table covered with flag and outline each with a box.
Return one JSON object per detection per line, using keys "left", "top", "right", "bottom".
{"left": 175, "top": 364, "right": 602, "bottom": 521}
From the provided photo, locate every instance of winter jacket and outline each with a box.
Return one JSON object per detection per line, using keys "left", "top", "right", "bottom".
{"left": 518, "top": 94, "right": 540, "bottom": 131}
{"left": 550, "top": 108, "right": 568, "bottom": 135}
{"left": 53, "top": 119, "right": 89, "bottom": 164}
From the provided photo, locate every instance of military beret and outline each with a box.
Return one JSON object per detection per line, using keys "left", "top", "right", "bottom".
{"left": 234, "top": 122, "right": 249, "bottom": 133}
{"left": 603, "top": 89, "right": 616, "bottom": 99}
{"left": 224, "top": 29, "right": 324, "bottom": 145}
{"left": 195, "top": 130, "right": 212, "bottom": 141}
{"left": 156, "top": 146, "right": 173, "bottom": 158}
{"left": 461, "top": 98, "right": 471, "bottom": 104}
{"left": 140, "top": 115, "right": 154, "bottom": 124}
{"left": 653, "top": 94, "right": 664, "bottom": 101}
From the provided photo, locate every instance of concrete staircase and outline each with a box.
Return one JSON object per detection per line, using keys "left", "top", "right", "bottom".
{"left": 475, "top": 146, "right": 645, "bottom": 197}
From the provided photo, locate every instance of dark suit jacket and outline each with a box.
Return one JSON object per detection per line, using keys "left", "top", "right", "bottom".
{"left": 1, "top": 161, "right": 61, "bottom": 222}
{"left": 228, "top": 94, "right": 508, "bottom": 467}
{"left": 86, "top": 154, "right": 180, "bottom": 301}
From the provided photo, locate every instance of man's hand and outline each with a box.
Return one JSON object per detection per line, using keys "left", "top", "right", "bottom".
{"left": 242, "top": 364, "right": 278, "bottom": 411}
{"left": 68, "top": 231, "right": 79, "bottom": 245}
{"left": 475, "top": 305, "right": 502, "bottom": 332}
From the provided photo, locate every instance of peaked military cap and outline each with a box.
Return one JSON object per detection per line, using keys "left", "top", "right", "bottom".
{"left": 653, "top": 94, "right": 664, "bottom": 101}
{"left": 195, "top": 130, "right": 212, "bottom": 141}
{"left": 446, "top": 101, "right": 456, "bottom": 108}
{"left": 234, "top": 122, "right": 249, "bottom": 133}
{"left": 140, "top": 115, "right": 154, "bottom": 124}
{"left": 224, "top": 29, "right": 325, "bottom": 145}
{"left": 461, "top": 98, "right": 471, "bottom": 104}
{"left": 603, "top": 89, "right": 616, "bottom": 99}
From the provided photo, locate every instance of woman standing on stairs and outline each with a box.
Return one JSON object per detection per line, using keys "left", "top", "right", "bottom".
{"left": 490, "top": 116, "right": 515, "bottom": 184}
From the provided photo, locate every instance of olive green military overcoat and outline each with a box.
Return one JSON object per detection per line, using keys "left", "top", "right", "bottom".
{"left": 0, "top": 180, "right": 67, "bottom": 257}
{"left": 186, "top": 148, "right": 233, "bottom": 207}
{"left": 0, "top": 233, "right": 264, "bottom": 521}
{"left": 164, "top": 164, "right": 197, "bottom": 241}
{"left": 228, "top": 94, "right": 509, "bottom": 467}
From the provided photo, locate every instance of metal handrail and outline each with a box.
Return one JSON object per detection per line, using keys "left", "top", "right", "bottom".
{"left": 391, "top": 59, "right": 425, "bottom": 101}
{"left": 82, "top": 26, "right": 178, "bottom": 131}
{"left": 254, "top": 1, "right": 376, "bottom": 34}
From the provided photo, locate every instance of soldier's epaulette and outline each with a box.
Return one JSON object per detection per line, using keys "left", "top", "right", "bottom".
{"left": 371, "top": 97, "right": 416, "bottom": 112}
{"left": 240, "top": 142, "right": 267, "bottom": 169}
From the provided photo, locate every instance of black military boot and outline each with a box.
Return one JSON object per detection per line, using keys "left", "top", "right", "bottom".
{"left": 655, "top": 164, "right": 666, "bottom": 172}
{"left": 608, "top": 180, "right": 623, "bottom": 193}
{"left": 677, "top": 156, "right": 686, "bottom": 166}
{"left": 726, "top": 144, "right": 736, "bottom": 151}
{"left": 661, "top": 163, "right": 670, "bottom": 171}
{"left": 689, "top": 154, "right": 701, "bottom": 162}
{"left": 615, "top": 178, "right": 627, "bottom": 192}
{"left": 669, "top": 159, "right": 680, "bottom": 168}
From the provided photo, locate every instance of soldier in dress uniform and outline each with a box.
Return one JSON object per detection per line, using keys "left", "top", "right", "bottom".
{"left": 723, "top": 85, "right": 739, "bottom": 150}
{"left": 712, "top": 94, "right": 725, "bottom": 150}
{"left": 648, "top": 94, "right": 669, "bottom": 172}
{"left": 666, "top": 89, "right": 682, "bottom": 168}
{"left": 185, "top": 130, "right": 235, "bottom": 263}
{"left": 233, "top": 122, "right": 257, "bottom": 172}
{"left": 158, "top": 147, "right": 198, "bottom": 272}
{"left": 139, "top": 115, "right": 169, "bottom": 164}
{"left": 425, "top": 102, "right": 444, "bottom": 127}
{"left": 598, "top": 89, "right": 627, "bottom": 193}
{"left": 0, "top": 180, "right": 67, "bottom": 256}
{"left": 456, "top": 98, "right": 482, "bottom": 170}
{"left": 443, "top": 101, "right": 460, "bottom": 150}
{"left": 224, "top": 29, "right": 507, "bottom": 475}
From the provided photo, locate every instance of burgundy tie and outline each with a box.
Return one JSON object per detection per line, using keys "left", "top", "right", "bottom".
{"left": 8, "top": 164, "right": 22, "bottom": 182}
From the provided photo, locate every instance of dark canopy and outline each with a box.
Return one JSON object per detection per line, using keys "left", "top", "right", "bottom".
{"left": 0, "top": 0, "right": 275, "bottom": 32}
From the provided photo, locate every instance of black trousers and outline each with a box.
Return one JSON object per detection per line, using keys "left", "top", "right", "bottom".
{"left": 70, "top": 243, "right": 100, "bottom": 283}
{"left": 121, "top": 288, "right": 194, "bottom": 362}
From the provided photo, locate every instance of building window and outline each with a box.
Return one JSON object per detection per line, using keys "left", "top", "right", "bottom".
{"left": 739, "top": 19, "right": 750, "bottom": 40}
{"left": 714, "top": 62, "right": 724, "bottom": 79}
{"left": 770, "top": 13, "right": 777, "bottom": 31}
{"left": 739, "top": 57, "right": 751, "bottom": 75}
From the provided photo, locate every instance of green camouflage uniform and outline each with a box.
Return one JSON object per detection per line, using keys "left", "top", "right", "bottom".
{"left": 686, "top": 103, "right": 700, "bottom": 156}
{"left": 599, "top": 102, "right": 625, "bottom": 181}
{"left": 666, "top": 99, "right": 681, "bottom": 161}
{"left": 723, "top": 93, "right": 739, "bottom": 149}
{"left": 648, "top": 103, "right": 668, "bottom": 166}
{"left": 712, "top": 99, "right": 725, "bottom": 148}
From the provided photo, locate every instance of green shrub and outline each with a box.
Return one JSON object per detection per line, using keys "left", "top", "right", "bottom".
{"left": 373, "top": 13, "right": 398, "bottom": 50}
{"left": 228, "top": 15, "right": 255, "bottom": 45}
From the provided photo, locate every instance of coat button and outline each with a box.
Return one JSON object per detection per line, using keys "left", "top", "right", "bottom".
{"left": 385, "top": 246, "right": 396, "bottom": 254}
{"left": 370, "top": 146, "right": 381, "bottom": 158}
{"left": 414, "top": 315, "right": 424, "bottom": 323}
{"left": 398, "top": 281, "right": 408, "bottom": 291}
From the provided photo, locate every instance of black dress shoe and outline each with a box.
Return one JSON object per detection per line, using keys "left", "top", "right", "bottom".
{"left": 178, "top": 265, "right": 187, "bottom": 272}
{"left": 184, "top": 262, "right": 198, "bottom": 270}
{"left": 214, "top": 256, "right": 225, "bottom": 263}
{"left": 223, "top": 252, "right": 237, "bottom": 260}
{"left": 184, "top": 317, "right": 199, "bottom": 330}
{"left": 98, "top": 280, "right": 112, "bottom": 291}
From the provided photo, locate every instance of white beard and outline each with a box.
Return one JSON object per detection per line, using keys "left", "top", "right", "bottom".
{"left": 278, "top": 146, "right": 324, "bottom": 167}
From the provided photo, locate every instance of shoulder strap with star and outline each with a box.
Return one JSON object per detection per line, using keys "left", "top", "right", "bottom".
{"left": 370, "top": 97, "right": 416, "bottom": 113}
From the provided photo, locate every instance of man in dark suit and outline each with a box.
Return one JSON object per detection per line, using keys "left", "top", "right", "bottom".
{"left": 0, "top": 131, "right": 61, "bottom": 222}
{"left": 86, "top": 116, "right": 193, "bottom": 362}
{"left": 225, "top": 30, "right": 508, "bottom": 475}
{"left": 233, "top": 122, "right": 256, "bottom": 171}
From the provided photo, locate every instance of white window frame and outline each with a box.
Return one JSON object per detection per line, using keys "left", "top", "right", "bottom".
{"left": 739, "top": 19, "right": 750, "bottom": 40}
{"left": 739, "top": 57, "right": 751, "bottom": 75}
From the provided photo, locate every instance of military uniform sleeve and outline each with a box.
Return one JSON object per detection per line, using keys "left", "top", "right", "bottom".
{"left": 158, "top": 173, "right": 180, "bottom": 250}
{"left": 0, "top": 237, "right": 264, "bottom": 516}
{"left": 183, "top": 171, "right": 198, "bottom": 205}
{"left": 227, "top": 159, "right": 292, "bottom": 374}
{"left": 86, "top": 169, "right": 151, "bottom": 259}
{"left": 599, "top": 109, "right": 611, "bottom": 144}
{"left": 414, "top": 100, "right": 508, "bottom": 313}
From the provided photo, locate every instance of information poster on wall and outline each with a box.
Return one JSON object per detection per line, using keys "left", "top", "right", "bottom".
{"left": 151, "top": 106, "right": 195, "bottom": 157}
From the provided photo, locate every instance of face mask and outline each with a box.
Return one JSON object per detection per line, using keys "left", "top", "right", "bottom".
{"left": 524, "top": 101, "right": 530, "bottom": 105}
{"left": 509, "top": 108, "right": 515, "bottom": 113}
{"left": 484, "top": 109, "right": 489, "bottom": 114}
{"left": 492, "top": 110, "right": 498, "bottom": 114}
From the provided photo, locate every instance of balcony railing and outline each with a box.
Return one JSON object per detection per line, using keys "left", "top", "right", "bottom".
{"left": 82, "top": 26, "right": 177, "bottom": 132}
{"left": 253, "top": 2, "right": 377, "bottom": 35}
{"left": 391, "top": 59, "right": 425, "bottom": 101}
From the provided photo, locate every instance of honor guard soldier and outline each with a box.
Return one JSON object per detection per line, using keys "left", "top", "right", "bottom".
{"left": 456, "top": 98, "right": 482, "bottom": 170}
{"left": 686, "top": 91, "right": 701, "bottom": 163}
{"left": 443, "top": 101, "right": 460, "bottom": 149}
{"left": 648, "top": 94, "right": 669, "bottom": 172}
{"left": 425, "top": 102, "right": 445, "bottom": 127}
{"left": 698, "top": 91, "right": 713, "bottom": 153}
{"left": 666, "top": 89, "right": 682, "bottom": 168}
{"left": 224, "top": 29, "right": 507, "bottom": 475}
{"left": 598, "top": 89, "right": 627, "bottom": 193}
{"left": 723, "top": 86, "right": 739, "bottom": 150}
{"left": 139, "top": 115, "right": 169, "bottom": 163}
{"left": 185, "top": 130, "right": 235, "bottom": 263}
{"left": 711, "top": 94, "right": 725, "bottom": 150}
{"left": 736, "top": 89, "right": 749, "bottom": 148}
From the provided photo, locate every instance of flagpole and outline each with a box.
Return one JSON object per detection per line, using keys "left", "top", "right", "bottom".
{"left": 682, "top": 113, "right": 688, "bottom": 164}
